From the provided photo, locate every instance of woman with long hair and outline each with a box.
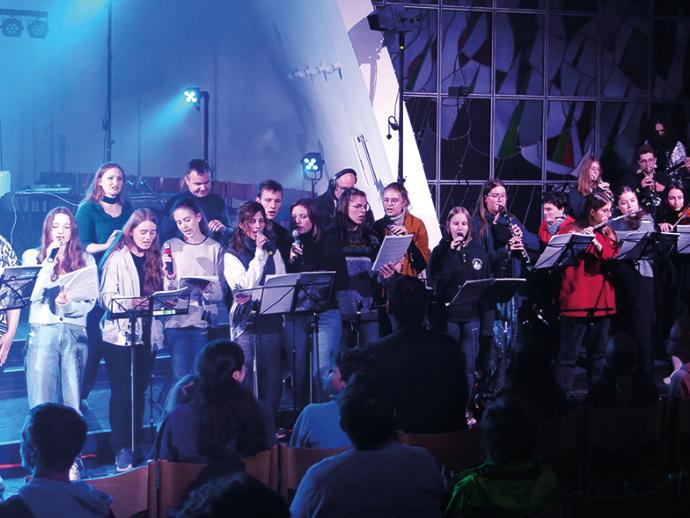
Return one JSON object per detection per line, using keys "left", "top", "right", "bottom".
{"left": 0, "top": 234, "right": 20, "bottom": 369}
{"left": 555, "top": 193, "right": 617, "bottom": 393}
{"left": 76, "top": 162, "right": 134, "bottom": 400}
{"left": 162, "top": 197, "right": 224, "bottom": 381}
{"left": 608, "top": 186, "right": 655, "bottom": 378}
{"left": 100, "top": 208, "right": 164, "bottom": 471}
{"left": 569, "top": 156, "right": 612, "bottom": 220}
{"left": 332, "top": 188, "right": 394, "bottom": 348}
{"left": 286, "top": 198, "right": 347, "bottom": 407}
{"left": 224, "top": 201, "right": 285, "bottom": 418}
{"left": 23, "top": 207, "right": 97, "bottom": 411}
{"left": 373, "top": 182, "right": 430, "bottom": 277}
{"left": 154, "top": 339, "right": 272, "bottom": 464}
{"left": 428, "top": 206, "right": 492, "bottom": 398}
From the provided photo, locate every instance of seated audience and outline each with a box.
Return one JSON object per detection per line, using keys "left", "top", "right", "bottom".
{"left": 153, "top": 339, "right": 275, "bottom": 465}
{"left": 446, "top": 394, "right": 558, "bottom": 518}
{"left": 368, "top": 276, "right": 468, "bottom": 432}
{"left": 290, "top": 373, "right": 444, "bottom": 517}
{"left": 289, "top": 348, "right": 372, "bottom": 449}
{"left": 666, "top": 318, "right": 690, "bottom": 399}
{"left": 1, "top": 404, "right": 112, "bottom": 518}
{"left": 177, "top": 473, "right": 289, "bottom": 518}
{"left": 585, "top": 334, "right": 659, "bottom": 409}
{"left": 502, "top": 340, "right": 568, "bottom": 419}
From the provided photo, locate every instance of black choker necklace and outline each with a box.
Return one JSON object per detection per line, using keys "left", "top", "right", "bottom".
{"left": 102, "top": 195, "right": 119, "bottom": 205}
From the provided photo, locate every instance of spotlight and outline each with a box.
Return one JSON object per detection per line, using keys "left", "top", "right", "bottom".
{"left": 1, "top": 17, "right": 23, "bottom": 37}
{"left": 183, "top": 87, "right": 200, "bottom": 105}
{"left": 27, "top": 18, "right": 48, "bottom": 39}
{"left": 301, "top": 153, "right": 324, "bottom": 179}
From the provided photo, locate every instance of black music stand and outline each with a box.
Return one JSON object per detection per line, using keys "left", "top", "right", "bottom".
{"left": 534, "top": 232, "right": 594, "bottom": 270}
{"left": 108, "top": 288, "right": 190, "bottom": 453}
{"left": 615, "top": 231, "right": 678, "bottom": 260}
{"left": 674, "top": 225, "right": 690, "bottom": 255}
{"left": 290, "top": 271, "right": 336, "bottom": 408}
{"left": 234, "top": 275, "right": 300, "bottom": 398}
{"left": 0, "top": 265, "right": 41, "bottom": 313}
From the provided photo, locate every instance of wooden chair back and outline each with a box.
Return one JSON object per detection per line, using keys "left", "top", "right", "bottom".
{"left": 537, "top": 409, "right": 581, "bottom": 488}
{"left": 570, "top": 477, "right": 675, "bottom": 518}
{"left": 85, "top": 464, "right": 150, "bottom": 518}
{"left": 277, "top": 444, "right": 347, "bottom": 501}
{"left": 397, "top": 428, "right": 483, "bottom": 472}
{"left": 243, "top": 446, "right": 279, "bottom": 491}
{"left": 156, "top": 461, "right": 206, "bottom": 518}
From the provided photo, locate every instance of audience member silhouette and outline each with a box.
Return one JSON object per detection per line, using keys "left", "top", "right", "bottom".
{"left": 666, "top": 318, "right": 690, "bottom": 400}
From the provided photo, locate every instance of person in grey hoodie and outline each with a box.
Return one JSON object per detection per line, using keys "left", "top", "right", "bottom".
{"left": 14, "top": 403, "right": 112, "bottom": 517}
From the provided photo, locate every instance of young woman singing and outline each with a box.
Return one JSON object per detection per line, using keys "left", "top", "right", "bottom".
{"left": 23, "top": 208, "right": 97, "bottom": 411}
{"left": 100, "top": 208, "right": 164, "bottom": 471}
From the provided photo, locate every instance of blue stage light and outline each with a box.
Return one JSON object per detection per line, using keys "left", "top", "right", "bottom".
{"left": 27, "top": 18, "right": 49, "bottom": 39}
{"left": 302, "top": 153, "right": 324, "bottom": 177}
{"left": 184, "top": 87, "right": 200, "bottom": 105}
{"left": 1, "top": 17, "right": 23, "bottom": 37}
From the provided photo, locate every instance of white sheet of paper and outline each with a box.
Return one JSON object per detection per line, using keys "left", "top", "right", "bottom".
{"left": 58, "top": 265, "right": 99, "bottom": 301}
{"left": 372, "top": 235, "right": 413, "bottom": 271}
{"left": 676, "top": 225, "right": 690, "bottom": 254}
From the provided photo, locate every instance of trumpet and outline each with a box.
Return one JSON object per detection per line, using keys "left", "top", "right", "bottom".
{"left": 499, "top": 206, "right": 532, "bottom": 270}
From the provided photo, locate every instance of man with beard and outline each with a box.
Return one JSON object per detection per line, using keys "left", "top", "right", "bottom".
{"left": 645, "top": 119, "right": 689, "bottom": 176}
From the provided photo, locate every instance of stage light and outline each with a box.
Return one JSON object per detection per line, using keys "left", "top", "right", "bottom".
{"left": 302, "top": 153, "right": 324, "bottom": 178}
{"left": 184, "top": 87, "right": 200, "bottom": 105}
{"left": 1, "top": 17, "right": 23, "bottom": 37}
{"left": 27, "top": 18, "right": 48, "bottom": 39}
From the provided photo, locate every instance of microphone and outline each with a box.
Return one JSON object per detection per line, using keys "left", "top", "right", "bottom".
{"left": 163, "top": 242, "right": 174, "bottom": 276}
{"left": 47, "top": 247, "right": 59, "bottom": 263}
{"left": 292, "top": 229, "right": 301, "bottom": 247}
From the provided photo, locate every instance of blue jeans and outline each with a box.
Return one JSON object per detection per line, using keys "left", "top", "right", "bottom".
{"left": 26, "top": 324, "right": 88, "bottom": 412}
{"left": 447, "top": 320, "right": 480, "bottom": 398}
{"left": 165, "top": 327, "right": 207, "bottom": 380}
{"left": 235, "top": 315, "right": 283, "bottom": 419}
{"left": 284, "top": 309, "right": 342, "bottom": 407}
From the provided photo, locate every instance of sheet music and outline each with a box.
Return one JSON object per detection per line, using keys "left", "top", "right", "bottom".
{"left": 179, "top": 275, "right": 218, "bottom": 287}
{"left": 0, "top": 265, "right": 41, "bottom": 311}
{"left": 58, "top": 265, "right": 99, "bottom": 301}
{"left": 372, "top": 235, "right": 413, "bottom": 271}
{"left": 614, "top": 231, "right": 647, "bottom": 259}
{"left": 534, "top": 233, "right": 593, "bottom": 270}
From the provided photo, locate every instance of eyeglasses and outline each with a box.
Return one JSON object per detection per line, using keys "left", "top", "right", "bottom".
{"left": 486, "top": 193, "right": 507, "bottom": 200}
{"left": 351, "top": 203, "right": 369, "bottom": 211}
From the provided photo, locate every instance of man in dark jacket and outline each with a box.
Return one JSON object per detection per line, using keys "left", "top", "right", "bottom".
{"left": 314, "top": 168, "right": 357, "bottom": 229}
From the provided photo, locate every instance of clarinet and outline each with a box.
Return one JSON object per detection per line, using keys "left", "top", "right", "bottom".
{"left": 499, "top": 206, "right": 532, "bottom": 270}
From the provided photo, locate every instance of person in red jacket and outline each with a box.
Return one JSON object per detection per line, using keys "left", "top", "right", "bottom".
{"left": 555, "top": 192, "right": 617, "bottom": 393}
{"left": 537, "top": 191, "right": 574, "bottom": 246}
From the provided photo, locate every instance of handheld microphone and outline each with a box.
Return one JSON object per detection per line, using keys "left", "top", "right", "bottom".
{"left": 292, "top": 229, "right": 301, "bottom": 247}
{"left": 47, "top": 247, "right": 59, "bottom": 263}
{"left": 163, "top": 242, "right": 174, "bottom": 276}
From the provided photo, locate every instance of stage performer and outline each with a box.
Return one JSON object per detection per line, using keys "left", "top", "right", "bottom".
{"left": 538, "top": 191, "right": 573, "bottom": 246}
{"left": 100, "top": 208, "right": 164, "bottom": 471}
{"left": 428, "top": 206, "right": 492, "bottom": 398}
{"left": 23, "top": 208, "right": 97, "bottom": 412}
{"left": 75, "top": 162, "right": 133, "bottom": 399}
{"left": 373, "top": 181, "right": 430, "bottom": 277}
{"left": 314, "top": 168, "right": 358, "bottom": 230}
{"left": 568, "top": 156, "right": 612, "bottom": 220}
{"left": 555, "top": 193, "right": 617, "bottom": 393}
{"left": 256, "top": 179, "right": 291, "bottom": 262}
{"left": 162, "top": 197, "right": 224, "bottom": 381}
{"left": 0, "top": 233, "right": 21, "bottom": 368}
{"left": 608, "top": 187, "right": 655, "bottom": 378}
{"left": 285, "top": 199, "right": 347, "bottom": 407}
{"left": 224, "top": 202, "right": 285, "bottom": 419}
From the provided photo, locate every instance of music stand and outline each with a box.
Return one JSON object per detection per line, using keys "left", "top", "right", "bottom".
{"left": 108, "top": 288, "right": 190, "bottom": 453}
{"left": 615, "top": 231, "right": 678, "bottom": 260}
{"left": 534, "top": 233, "right": 593, "bottom": 270}
{"left": 0, "top": 265, "right": 41, "bottom": 314}
{"left": 675, "top": 225, "right": 690, "bottom": 255}
{"left": 290, "top": 271, "right": 337, "bottom": 407}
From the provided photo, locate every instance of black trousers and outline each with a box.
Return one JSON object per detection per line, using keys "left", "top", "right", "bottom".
{"left": 102, "top": 341, "right": 155, "bottom": 453}
{"left": 556, "top": 316, "right": 609, "bottom": 393}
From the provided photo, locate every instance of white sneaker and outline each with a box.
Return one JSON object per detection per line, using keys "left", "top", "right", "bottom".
{"left": 69, "top": 462, "right": 82, "bottom": 482}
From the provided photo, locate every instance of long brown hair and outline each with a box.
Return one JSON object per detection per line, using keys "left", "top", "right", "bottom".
{"left": 37, "top": 207, "right": 86, "bottom": 277}
{"left": 474, "top": 179, "right": 506, "bottom": 239}
{"left": 117, "top": 208, "right": 162, "bottom": 296}
{"left": 616, "top": 185, "right": 644, "bottom": 228}
{"left": 230, "top": 201, "right": 266, "bottom": 254}
{"left": 335, "top": 187, "right": 372, "bottom": 244}
{"left": 84, "top": 162, "right": 127, "bottom": 203}
{"left": 576, "top": 156, "right": 600, "bottom": 196}
{"left": 290, "top": 199, "right": 322, "bottom": 241}
{"left": 575, "top": 192, "right": 616, "bottom": 241}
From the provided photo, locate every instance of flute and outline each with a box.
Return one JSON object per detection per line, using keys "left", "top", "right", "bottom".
{"left": 591, "top": 208, "right": 644, "bottom": 231}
